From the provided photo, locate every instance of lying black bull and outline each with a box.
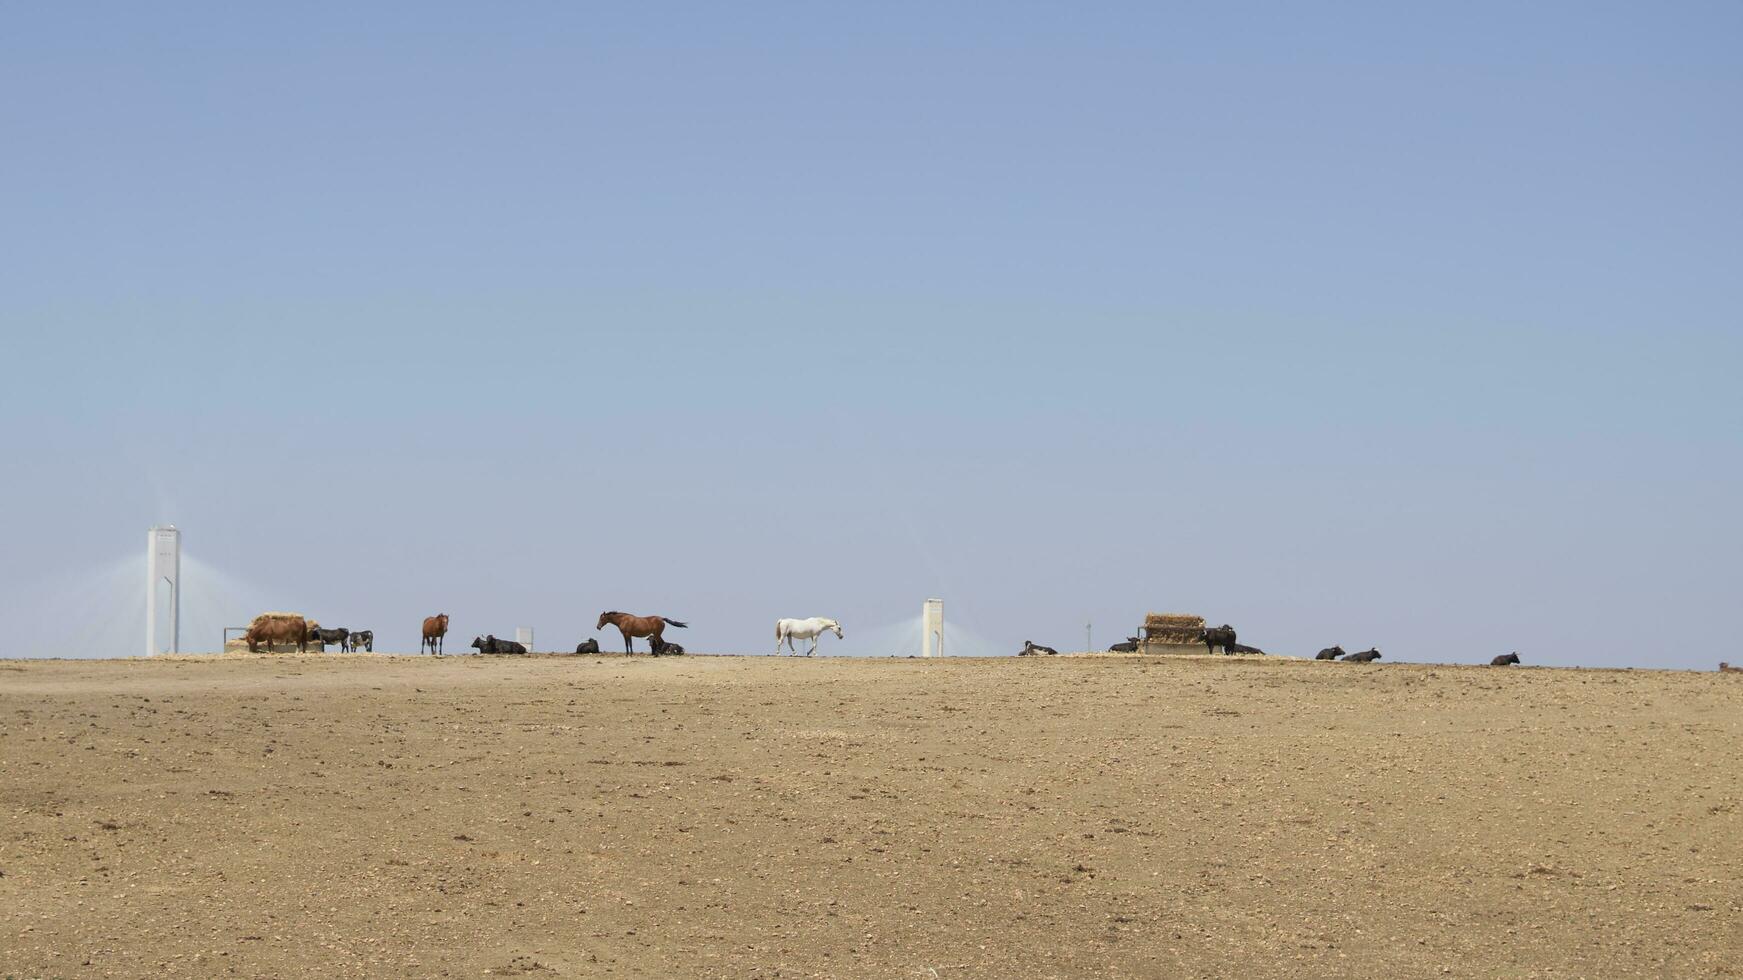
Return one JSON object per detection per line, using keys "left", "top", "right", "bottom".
{"left": 1316, "top": 646, "right": 1346, "bottom": 661}
{"left": 1342, "top": 648, "right": 1382, "bottom": 662}
{"left": 650, "top": 637, "right": 685, "bottom": 656}
{"left": 470, "top": 634, "right": 527, "bottom": 655}
{"left": 1491, "top": 652, "right": 1521, "bottom": 666}
{"left": 1020, "top": 640, "right": 1059, "bottom": 656}
{"left": 575, "top": 638, "right": 600, "bottom": 654}
{"left": 1109, "top": 636, "right": 1140, "bottom": 653}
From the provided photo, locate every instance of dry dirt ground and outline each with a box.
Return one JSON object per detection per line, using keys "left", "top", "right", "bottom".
{"left": 2, "top": 653, "right": 1739, "bottom": 979}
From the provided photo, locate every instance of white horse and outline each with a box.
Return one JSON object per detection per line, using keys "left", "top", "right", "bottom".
{"left": 775, "top": 617, "right": 843, "bottom": 656}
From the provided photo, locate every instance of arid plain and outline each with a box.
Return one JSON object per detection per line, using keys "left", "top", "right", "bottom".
{"left": 2, "top": 653, "right": 1739, "bottom": 978}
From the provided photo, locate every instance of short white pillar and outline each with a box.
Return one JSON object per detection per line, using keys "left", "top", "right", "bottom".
{"left": 921, "top": 598, "right": 943, "bottom": 658}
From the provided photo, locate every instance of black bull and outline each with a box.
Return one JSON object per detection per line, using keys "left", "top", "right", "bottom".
{"left": 1200, "top": 625, "right": 1237, "bottom": 655}
{"left": 309, "top": 627, "right": 349, "bottom": 650}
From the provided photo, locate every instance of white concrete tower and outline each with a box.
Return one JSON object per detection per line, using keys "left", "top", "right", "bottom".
{"left": 146, "top": 525, "right": 181, "bottom": 656}
{"left": 922, "top": 598, "right": 943, "bottom": 658}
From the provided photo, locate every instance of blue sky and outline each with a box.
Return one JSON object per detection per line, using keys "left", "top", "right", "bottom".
{"left": 2, "top": 2, "right": 1738, "bottom": 665}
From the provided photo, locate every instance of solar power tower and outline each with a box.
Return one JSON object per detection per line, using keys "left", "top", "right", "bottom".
{"left": 922, "top": 598, "right": 943, "bottom": 658}
{"left": 146, "top": 525, "right": 181, "bottom": 656}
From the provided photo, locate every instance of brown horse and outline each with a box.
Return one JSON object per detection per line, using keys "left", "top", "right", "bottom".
{"left": 597, "top": 611, "right": 687, "bottom": 655}
{"left": 422, "top": 613, "right": 450, "bottom": 656}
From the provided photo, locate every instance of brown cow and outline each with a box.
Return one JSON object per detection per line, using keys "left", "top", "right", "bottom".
{"left": 245, "top": 615, "right": 308, "bottom": 654}
{"left": 422, "top": 614, "right": 450, "bottom": 656}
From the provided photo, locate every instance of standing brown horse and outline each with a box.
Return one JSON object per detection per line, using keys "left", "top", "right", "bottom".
{"left": 597, "top": 611, "right": 687, "bottom": 655}
{"left": 422, "top": 613, "right": 450, "bottom": 656}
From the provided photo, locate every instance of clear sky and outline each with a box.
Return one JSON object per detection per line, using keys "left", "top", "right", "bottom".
{"left": 2, "top": 2, "right": 1738, "bottom": 666}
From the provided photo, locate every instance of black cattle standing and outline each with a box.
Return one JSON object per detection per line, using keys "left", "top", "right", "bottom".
{"left": 308, "top": 627, "right": 349, "bottom": 652}
{"left": 1342, "top": 648, "right": 1382, "bottom": 663}
{"left": 344, "top": 629, "right": 374, "bottom": 652}
{"left": 1491, "top": 652, "right": 1521, "bottom": 666}
{"left": 1316, "top": 646, "right": 1345, "bottom": 661}
{"left": 1200, "top": 625, "right": 1237, "bottom": 655}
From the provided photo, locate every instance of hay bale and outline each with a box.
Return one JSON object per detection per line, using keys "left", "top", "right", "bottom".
{"left": 1142, "top": 612, "right": 1205, "bottom": 645}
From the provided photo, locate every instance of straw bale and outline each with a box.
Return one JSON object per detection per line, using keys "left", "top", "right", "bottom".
{"left": 1142, "top": 612, "right": 1205, "bottom": 643}
{"left": 244, "top": 612, "right": 317, "bottom": 632}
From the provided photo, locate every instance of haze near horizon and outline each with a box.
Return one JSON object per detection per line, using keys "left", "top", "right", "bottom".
{"left": 2, "top": 3, "right": 1738, "bottom": 667}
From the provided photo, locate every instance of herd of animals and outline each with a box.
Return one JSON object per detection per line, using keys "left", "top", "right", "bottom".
{"left": 419, "top": 611, "right": 694, "bottom": 656}
{"left": 243, "top": 613, "right": 1738, "bottom": 670}
{"left": 1019, "top": 625, "right": 1529, "bottom": 667}
{"left": 243, "top": 611, "right": 842, "bottom": 658}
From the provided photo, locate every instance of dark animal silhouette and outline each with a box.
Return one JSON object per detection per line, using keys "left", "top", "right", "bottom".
{"left": 471, "top": 634, "right": 527, "bottom": 655}
{"left": 245, "top": 615, "right": 307, "bottom": 653}
{"left": 1491, "top": 652, "right": 1521, "bottom": 666}
{"left": 597, "top": 611, "right": 687, "bottom": 655}
{"left": 1199, "top": 625, "right": 1237, "bottom": 655}
{"left": 651, "top": 637, "right": 686, "bottom": 656}
{"left": 1109, "top": 636, "right": 1140, "bottom": 653}
{"left": 1316, "top": 646, "right": 1345, "bottom": 661}
{"left": 1019, "top": 640, "right": 1059, "bottom": 657}
{"left": 1719, "top": 662, "right": 1740, "bottom": 674}
{"left": 574, "top": 638, "right": 600, "bottom": 655}
{"left": 422, "top": 614, "right": 450, "bottom": 656}
{"left": 1229, "top": 643, "right": 1265, "bottom": 655}
{"left": 346, "top": 629, "right": 374, "bottom": 653}
{"left": 308, "top": 626, "right": 349, "bottom": 651}
{"left": 1342, "top": 648, "right": 1382, "bottom": 663}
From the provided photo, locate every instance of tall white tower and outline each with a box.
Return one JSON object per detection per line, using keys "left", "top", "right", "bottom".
{"left": 921, "top": 598, "right": 943, "bottom": 658}
{"left": 146, "top": 525, "right": 181, "bottom": 656}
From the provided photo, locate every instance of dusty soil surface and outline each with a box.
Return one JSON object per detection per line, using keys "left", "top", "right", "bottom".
{"left": 2, "top": 654, "right": 1739, "bottom": 978}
